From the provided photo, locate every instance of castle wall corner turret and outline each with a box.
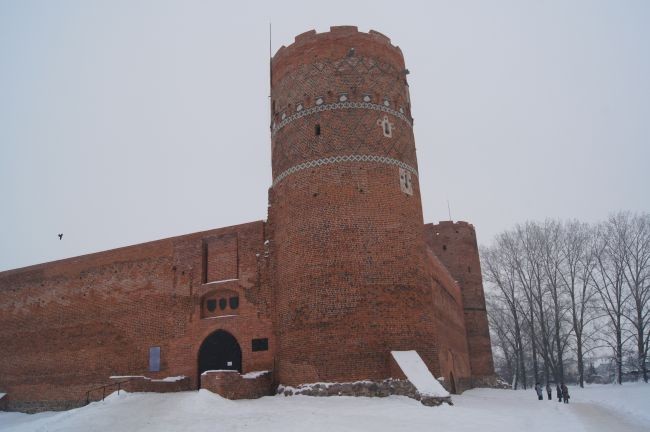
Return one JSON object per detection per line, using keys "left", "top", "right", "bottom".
{"left": 424, "top": 221, "right": 495, "bottom": 382}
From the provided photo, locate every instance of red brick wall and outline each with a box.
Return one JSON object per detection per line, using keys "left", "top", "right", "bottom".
{"left": 269, "top": 27, "right": 440, "bottom": 385}
{"left": 200, "top": 371, "right": 273, "bottom": 399}
{"left": 424, "top": 247, "right": 472, "bottom": 392}
{"left": 204, "top": 234, "right": 238, "bottom": 283}
{"left": 0, "top": 221, "right": 275, "bottom": 411}
{"left": 101, "top": 376, "right": 191, "bottom": 398}
{"left": 424, "top": 221, "right": 495, "bottom": 380}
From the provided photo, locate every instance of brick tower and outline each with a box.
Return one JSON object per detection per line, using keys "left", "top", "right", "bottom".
{"left": 268, "top": 26, "right": 441, "bottom": 385}
{"left": 425, "top": 221, "right": 496, "bottom": 385}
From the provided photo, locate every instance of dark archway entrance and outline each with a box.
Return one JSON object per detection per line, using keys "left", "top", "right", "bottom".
{"left": 198, "top": 330, "right": 242, "bottom": 387}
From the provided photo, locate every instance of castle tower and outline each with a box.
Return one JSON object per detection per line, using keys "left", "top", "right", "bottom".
{"left": 268, "top": 26, "right": 441, "bottom": 385}
{"left": 425, "top": 221, "right": 496, "bottom": 384}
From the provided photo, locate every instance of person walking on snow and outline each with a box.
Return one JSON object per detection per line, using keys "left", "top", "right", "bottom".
{"left": 556, "top": 384, "right": 562, "bottom": 402}
{"left": 535, "top": 382, "right": 543, "bottom": 400}
{"left": 546, "top": 383, "right": 552, "bottom": 400}
{"left": 561, "top": 383, "right": 570, "bottom": 404}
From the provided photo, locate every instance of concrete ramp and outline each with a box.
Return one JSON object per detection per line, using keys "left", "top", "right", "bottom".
{"left": 391, "top": 351, "right": 449, "bottom": 397}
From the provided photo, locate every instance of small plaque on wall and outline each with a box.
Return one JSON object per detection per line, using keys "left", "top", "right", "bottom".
{"left": 252, "top": 338, "right": 269, "bottom": 352}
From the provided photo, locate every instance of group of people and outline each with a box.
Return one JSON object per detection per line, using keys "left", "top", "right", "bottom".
{"left": 534, "top": 382, "right": 570, "bottom": 403}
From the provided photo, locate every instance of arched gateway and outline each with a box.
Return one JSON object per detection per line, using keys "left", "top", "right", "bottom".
{"left": 198, "top": 330, "right": 242, "bottom": 386}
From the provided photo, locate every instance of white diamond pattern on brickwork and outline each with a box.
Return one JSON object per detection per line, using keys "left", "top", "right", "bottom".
{"left": 272, "top": 101, "right": 412, "bottom": 136}
{"left": 272, "top": 154, "right": 419, "bottom": 187}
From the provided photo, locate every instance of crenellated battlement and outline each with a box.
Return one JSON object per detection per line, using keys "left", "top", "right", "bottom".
{"left": 429, "top": 221, "right": 476, "bottom": 236}
{"left": 271, "top": 26, "right": 405, "bottom": 87}
{"left": 273, "top": 26, "right": 401, "bottom": 61}
{"left": 288, "top": 26, "right": 395, "bottom": 48}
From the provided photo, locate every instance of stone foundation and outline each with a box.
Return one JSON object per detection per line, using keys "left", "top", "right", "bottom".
{"left": 471, "top": 375, "right": 509, "bottom": 389}
{"left": 278, "top": 379, "right": 452, "bottom": 407}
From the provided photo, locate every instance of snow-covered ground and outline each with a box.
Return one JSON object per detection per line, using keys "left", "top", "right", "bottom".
{"left": 568, "top": 383, "right": 650, "bottom": 425}
{"left": 1, "top": 383, "right": 648, "bottom": 432}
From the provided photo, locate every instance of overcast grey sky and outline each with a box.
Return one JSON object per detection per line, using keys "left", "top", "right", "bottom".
{"left": 1, "top": 0, "right": 648, "bottom": 272}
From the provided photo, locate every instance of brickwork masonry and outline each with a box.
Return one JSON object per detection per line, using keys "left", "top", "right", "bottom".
{"left": 0, "top": 27, "right": 495, "bottom": 411}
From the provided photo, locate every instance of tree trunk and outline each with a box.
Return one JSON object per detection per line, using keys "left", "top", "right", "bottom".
{"left": 528, "top": 303, "right": 537, "bottom": 386}
{"left": 515, "top": 311, "right": 526, "bottom": 389}
{"left": 616, "top": 314, "right": 623, "bottom": 385}
{"left": 577, "top": 333, "right": 584, "bottom": 387}
{"left": 554, "top": 313, "right": 564, "bottom": 382}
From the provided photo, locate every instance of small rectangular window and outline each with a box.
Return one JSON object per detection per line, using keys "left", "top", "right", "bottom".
{"left": 252, "top": 338, "right": 269, "bottom": 352}
{"left": 149, "top": 346, "right": 161, "bottom": 372}
{"left": 315, "top": 124, "right": 321, "bottom": 136}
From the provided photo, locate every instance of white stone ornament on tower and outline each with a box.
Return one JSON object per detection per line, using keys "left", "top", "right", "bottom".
{"left": 377, "top": 115, "right": 394, "bottom": 137}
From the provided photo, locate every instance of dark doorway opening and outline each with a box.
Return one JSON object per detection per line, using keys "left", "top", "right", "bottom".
{"left": 449, "top": 372, "right": 457, "bottom": 394}
{"left": 197, "top": 330, "right": 242, "bottom": 388}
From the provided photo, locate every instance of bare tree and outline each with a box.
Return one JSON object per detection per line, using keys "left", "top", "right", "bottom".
{"left": 592, "top": 218, "right": 630, "bottom": 385}
{"left": 487, "top": 297, "right": 519, "bottom": 386}
{"left": 482, "top": 214, "right": 648, "bottom": 386}
{"left": 524, "top": 222, "right": 568, "bottom": 384}
{"left": 559, "top": 220, "right": 598, "bottom": 387}
{"left": 538, "top": 220, "right": 571, "bottom": 383}
{"left": 482, "top": 238, "right": 527, "bottom": 389}
{"left": 617, "top": 212, "right": 650, "bottom": 383}
{"left": 512, "top": 224, "right": 543, "bottom": 385}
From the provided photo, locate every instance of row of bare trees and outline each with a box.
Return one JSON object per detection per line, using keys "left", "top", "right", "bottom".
{"left": 482, "top": 212, "right": 650, "bottom": 388}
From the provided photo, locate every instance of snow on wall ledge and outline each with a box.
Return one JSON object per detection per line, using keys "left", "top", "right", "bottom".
{"left": 391, "top": 351, "right": 450, "bottom": 398}
{"left": 109, "top": 375, "right": 187, "bottom": 382}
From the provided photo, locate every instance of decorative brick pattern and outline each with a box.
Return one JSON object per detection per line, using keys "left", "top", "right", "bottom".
{"left": 270, "top": 37, "right": 417, "bottom": 179}
{"left": 272, "top": 154, "right": 418, "bottom": 187}
{"left": 272, "top": 101, "right": 411, "bottom": 136}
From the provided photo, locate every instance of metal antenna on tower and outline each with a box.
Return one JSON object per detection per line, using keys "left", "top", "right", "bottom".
{"left": 447, "top": 199, "right": 452, "bottom": 221}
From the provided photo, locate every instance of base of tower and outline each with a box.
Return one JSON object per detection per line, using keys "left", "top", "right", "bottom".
{"left": 276, "top": 379, "right": 453, "bottom": 407}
